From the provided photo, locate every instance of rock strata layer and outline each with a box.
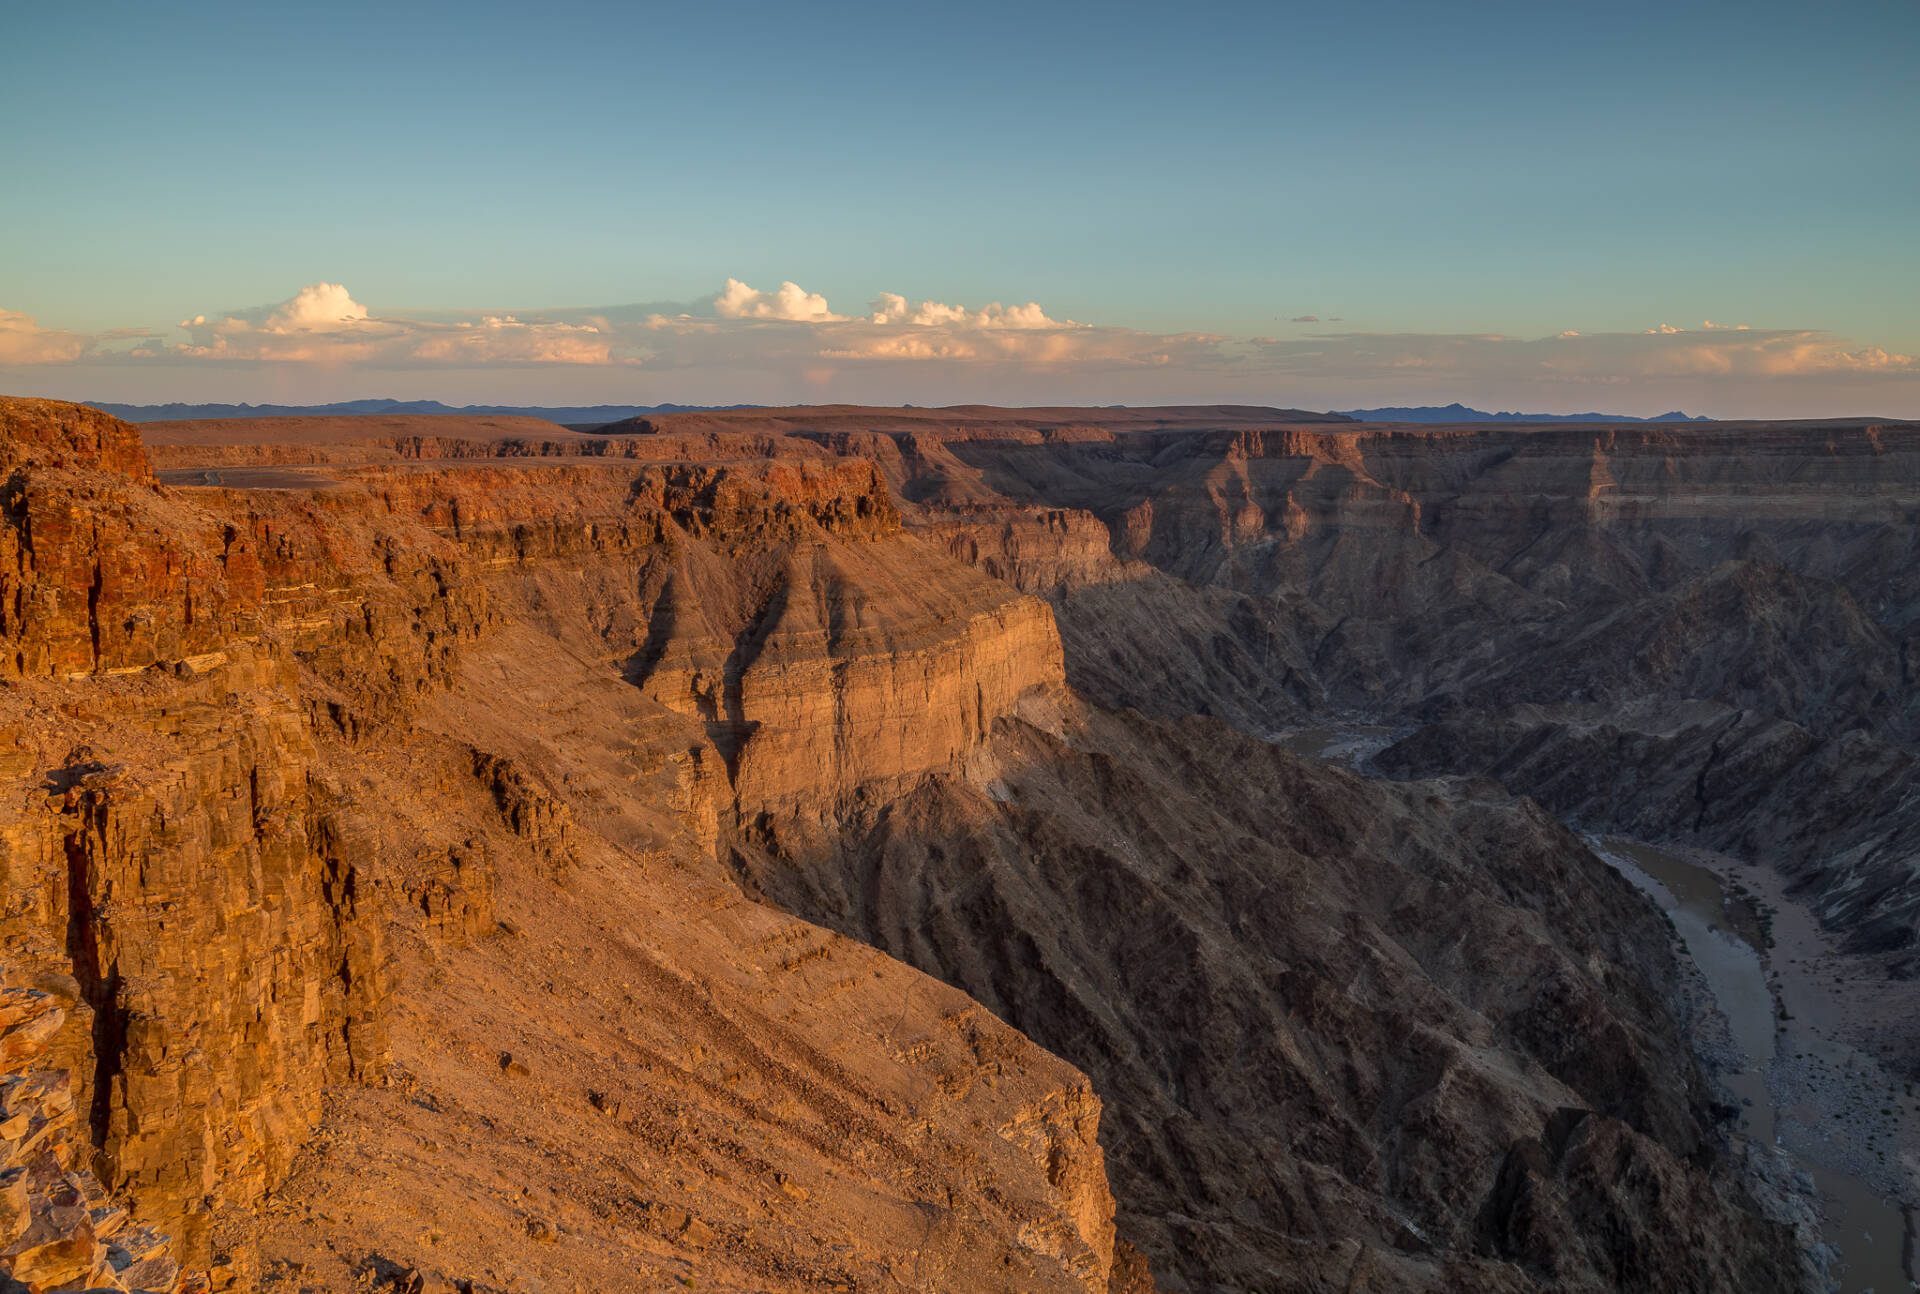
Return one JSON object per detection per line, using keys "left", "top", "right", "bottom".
{"left": 1, "top": 398, "right": 1122, "bottom": 1292}
{"left": 4, "top": 396, "right": 1877, "bottom": 1292}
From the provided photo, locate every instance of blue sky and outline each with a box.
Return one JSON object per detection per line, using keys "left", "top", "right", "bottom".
{"left": 3, "top": 0, "right": 1916, "bottom": 414}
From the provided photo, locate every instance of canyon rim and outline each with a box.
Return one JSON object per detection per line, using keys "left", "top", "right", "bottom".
{"left": 1, "top": 397, "right": 1918, "bottom": 1292}
{"left": 6, "top": 2, "right": 1919, "bottom": 1289}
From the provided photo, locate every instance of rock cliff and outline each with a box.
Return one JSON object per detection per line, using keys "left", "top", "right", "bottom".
{"left": 829, "top": 413, "right": 1920, "bottom": 961}
{"left": 0, "top": 983, "right": 194, "bottom": 1293}
{"left": 8, "top": 396, "right": 1884, "bottom": 1292}
{"left": 0, "top": 397, "right": 1122, "bottom": 1292}
{"left": 1375, "top": 700, "right": 1920, "bottom": 961}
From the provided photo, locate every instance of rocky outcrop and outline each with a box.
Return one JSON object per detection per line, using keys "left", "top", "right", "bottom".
{"left": 922, "top": 506, "right": 1127, "bottom": 595}
{"left": 0, "top": 984, "right": 191, "bottom": 1294}
{"left": 0, "top": 647, "right": 395, "bottom": 1269}
{"left": 0, "top": 396, "right": 520, "bottom": 1268}
{"left": 623, "top": 536, "right": 1063, "bottom": 814}
{"left": 360, "top": 452, "right": 1067, "bottom": 815}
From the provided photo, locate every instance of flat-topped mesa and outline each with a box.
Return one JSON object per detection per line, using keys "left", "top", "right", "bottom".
{"left": 208, "top": 443, "right": 1060, "bottom": 815}
{"left": 628, "top": 402, "right": 1353, "bottom": 439}
{"left": 139, "top": 418, "right": 1065, "bottom": 821}
{"left": 0, "top": 397, "right": 154, "bottom": 481}
{"left": 140, "top": 411, "right": 848, "bottom": 470}
{"left": 0, "top": 401, "right": 493, "bottom": 698}
{"left": 345, "top": 455, "right": 1063, "bottom": 814}
{"left": 905, "top": 416, "right": 1920, "bottom": 588}
{"left": 365, "top": 457, "right": 902, "bottom": 561}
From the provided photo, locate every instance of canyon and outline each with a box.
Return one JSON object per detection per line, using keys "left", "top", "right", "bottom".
{"left": 4, "top": 395, "right": 1916, "bottom": 1292}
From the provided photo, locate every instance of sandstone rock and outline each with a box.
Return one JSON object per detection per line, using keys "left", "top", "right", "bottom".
{"left": 0, "top": 1171, "right": 26, "bottom": 1248}
{"left": 2, "top": 1202, "right": 97, "bottom": 1288}
{"left": 115, "top": 1252, "right": 179, "bottom": 1291}
{"left": 0, "top": 1028, "right": 189, "bottom": 1294}
{"left": 0, "top": 993, "right": 55, "bottom": 1033}
{"left": 0, "top": 1012, "right": 63, "bottom": 1069}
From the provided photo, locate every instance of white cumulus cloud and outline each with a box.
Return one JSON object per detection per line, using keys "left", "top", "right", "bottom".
{"left": 14, "top": 279, "right": 1920, "bottom": 418}
{"left": 867, "top": 292, "right": 1073, "bottom": 330}
{"left": 262, "top": 282, "right": 371, "bottom": 333}
{"left": 713, "top": 278, "right": 843, "bottom": 322}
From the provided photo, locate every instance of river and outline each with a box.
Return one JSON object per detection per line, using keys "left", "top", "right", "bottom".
{"left": 1276, "top": 726, "right": 1918, "bottom": 1289}
{"left": 1596, "top": 837, "right": 1916, "bottom": 1293}
{"left": 1270, "top": 724, "right": 1400, "bottom": 768}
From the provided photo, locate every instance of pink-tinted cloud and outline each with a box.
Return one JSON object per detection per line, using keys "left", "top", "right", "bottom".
{"left": 866, "top": 292, "right": 1073, "bottom": 330}
{"left": 0, "top": 309, "right": 90, "bottom": 365}
{"left": 164, "top": 283, "right": 628, "bottom": 367}
{"left": 3, "top": 282, "right": 1916, "bottom": 418}
{"left": 1241, "top": 326, "right": 1920, "bottom": 384}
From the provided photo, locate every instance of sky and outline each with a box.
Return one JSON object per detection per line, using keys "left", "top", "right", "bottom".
{"left": 2, "top": 0, "right": 1917, "bottom": 417}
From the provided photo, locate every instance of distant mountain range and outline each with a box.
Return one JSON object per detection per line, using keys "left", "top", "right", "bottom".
{"left": 1334, "top": 402, "right": 1711, "bottom": 424}
{"left": 86, "top": 397, "right": 1716, "bottom": 427}
{"left": 86, "top": 398, "right": 758, "bottom": 424}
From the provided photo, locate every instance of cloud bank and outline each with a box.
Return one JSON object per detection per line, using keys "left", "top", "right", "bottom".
{"left": 0, "top": 310, "right": 92, "bottom": 366}
{"left": 4, "top": 278, "right": 1916, "bottom": 416}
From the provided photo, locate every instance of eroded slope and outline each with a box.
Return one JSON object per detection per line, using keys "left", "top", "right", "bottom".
{"left": 0, "top": 397, "right": 1125, "bottom": 1293}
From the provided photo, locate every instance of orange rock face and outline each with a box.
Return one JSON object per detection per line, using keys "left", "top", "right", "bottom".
{"left": 0, "top": 397, "right": 1121, "bottom": 1293}
{"left": 0, "top": 986, "right": 190, "bottom": 1293}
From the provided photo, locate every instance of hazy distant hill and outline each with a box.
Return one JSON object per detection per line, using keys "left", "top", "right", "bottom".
{"left": 88, "top": 397, "right": 757, "bottom": 424}
{"left": 89, "top": 396, "right": 1717, "bottom": 428}
{"left": 1335, "top": 401, "right": 1711, "bottom": 423}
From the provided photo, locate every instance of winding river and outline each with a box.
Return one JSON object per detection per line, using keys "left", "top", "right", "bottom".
{"left": 1275, "top": 724, "right": 1917, "bottom": 1289}
{"left": 1597, "top": 838, "right": 1916, "bottom": 1293}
